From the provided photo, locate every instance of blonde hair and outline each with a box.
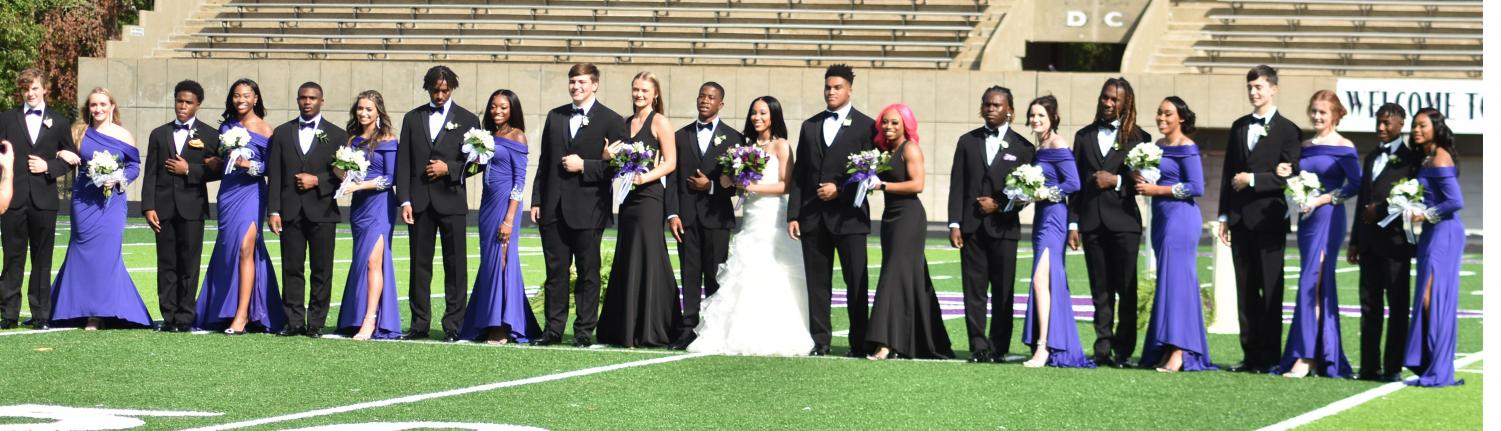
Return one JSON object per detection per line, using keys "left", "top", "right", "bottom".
{"left": 632, "top": 71, "right": 665, "bottom": 115}
{"left": 72, "top": 87, "right": 123, "bottom": 147}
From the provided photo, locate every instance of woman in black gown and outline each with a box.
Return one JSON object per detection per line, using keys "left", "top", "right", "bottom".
{"left": 865, "top": 103, "right": 954, "bottom": 360}
{"left": 597, "top": 71, "right": 680, "bottom": 347}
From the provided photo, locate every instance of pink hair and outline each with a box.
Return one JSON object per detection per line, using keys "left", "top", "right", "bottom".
{"left": 874, "top": 103, "right": 919, "bottom": 151}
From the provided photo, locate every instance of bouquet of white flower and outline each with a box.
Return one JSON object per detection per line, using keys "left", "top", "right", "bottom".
{"left": 1126, "top": 142, "right": 1164, "bottom": 184}
{"left": 86, "top": 151, "right": 127, "bottom": 198}
{"left": 1378, "top": 178, "right": 1426, "bottom": 243}
{"left": 219, "top": 126, "right": 253, "bottom": 175}
{"left": 844, "top": 149, "right": 892, "bottom": 208}
{"left": 1283, "top": 171, "right": 1323, "bottom": 220}
{"left": 1002, "top": 164, "right": 1051, "bottom": 211}
{"left": 331, "top": 146, "right": 371, "bottom": 199}
{"left": 461, "top": 128, "right": 495, "bottom": 176}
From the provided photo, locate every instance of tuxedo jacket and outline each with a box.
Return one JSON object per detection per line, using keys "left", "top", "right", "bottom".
{"left": 1069, "top": 122, "right": 1151, "bottom": 233}
{"left": 1350, "top": 139, "right": 1420, "bottom": 252}
{"left": 947, "top": 126, "right": 1035, "bottom": 240}
{"left": 1219, "top": 111, "right": 1303, "bottom": 232}
{"left": 268, "top": 117, "right": 348, "bottom": 223}
{"left": 395, "top": 103, "right": 482, "bottom": 216}
{"left": 0, "top": 107, "right": 73, "bottom": 211}
{"left": 141, "top": 119, "right": 222, "bottom": 221}
{"left": 786, "top": 108, "right": 877, "bottom": 235}
{"left": 530, "top": 102, "right": 629, "bottom": 229}
{"left": 665, "top": 120, "right": 743, "bottom": 230}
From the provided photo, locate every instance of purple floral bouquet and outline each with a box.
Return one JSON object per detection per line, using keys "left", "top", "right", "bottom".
{"left": 609, "top": 140, "right": 657, "bottom": 206}
{"left": 845, "top": 149, "right": 892, "bottom": 208}
{"left": 717, "top": 144, "right": 770, "bottom": 209}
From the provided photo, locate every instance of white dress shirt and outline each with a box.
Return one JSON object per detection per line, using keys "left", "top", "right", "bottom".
{"left": 173, "top": 117, "right": 197, "bottom": 154}
{"left": 298, "top": 114, "right": 322, "bottom": 154}
{"left": 24, "top": 102, "right": 44, "bottom": 145}
{"left": 428, "top": 99, "right": 452, "bottom": 143}
{"left": 1371, "top": 136, "right": 1404, "bottom": 179}
{"left": 696, "top": 117, "right": 718, "bottom": 155}
{"left": 1246, "top": 107, "right": 1278, "bottom": 153}
{"left": 570, "top": 98, "right": 597, "bottom": 139}
{"left": 822, "top": 103, "right": 853, "bottom": 147}
{"left": 1096, "top": 119, "right": 1120, "bottom": 159}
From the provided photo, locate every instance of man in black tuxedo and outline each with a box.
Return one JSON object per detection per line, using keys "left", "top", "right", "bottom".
{"left": 0, "top": 68, "right": 73, "bottom": 330}
{"left": 1349, "top": 103, "right": 1417, "bottom": 382}
{"left": 1066, "top": 78, "right": 1151, "bottom": 368}
{"left": 787, "top": 64, "right": 876, "bottom": 357}
{"left": 530, "top": 63, "right": 629, "bottom": 347}
{"left": 948, "top": 86, "right": 1035, "bottom": 363}
{"left": 268, "top": 82, "right": 348, "bottom": 338}
{"left": 396, "top": 66, "right": 481, "bottom": 342}
{"left": 665, "top": 82, "right": 742, "bottom": 349}
{"left": 1218, "top": 65, "right": 1302, "bottom": 373}
{"left": 142, "top": 80, "right": 223, "bottom": 332}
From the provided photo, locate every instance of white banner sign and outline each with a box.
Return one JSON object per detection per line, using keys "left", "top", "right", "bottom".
{"left": 1336, "top": 79, "right": 1483, "bottom": 135}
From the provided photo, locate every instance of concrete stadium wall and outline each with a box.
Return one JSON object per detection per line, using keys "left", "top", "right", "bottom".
{"left": 80, "top": 57, "right": 1344, "bottom": 223}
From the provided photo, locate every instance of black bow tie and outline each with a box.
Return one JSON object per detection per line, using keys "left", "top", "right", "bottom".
{"left": 1249, "top": 117, "right": 1267, "bottom": 126}
{"left": 696, "top": 122, "right": 714, "bottom": 131}
{"left": 572, "top": 108, "right": 587, "bottom": 117}
{"left": 983, "top": 127, "right": 1000, "bottom": 138}
{"left": 174, "top": 123, "right": 192, "bottom": 131}
{"left": 1099, "top": 122, "right": 1117, "bottom": 132}
{"left": 299, "top": 121, "right": 317, "bottom": 130}
{"left": 25, "top": 109, "right": 42, "bottom": 117}
{"left": 825, "top": 111, "right": 841, "bottom": 121}
{"left": 430, "top": 104, "right": 446, "bottom": 115}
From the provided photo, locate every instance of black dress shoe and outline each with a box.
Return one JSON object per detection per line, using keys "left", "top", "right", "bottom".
{"left": 530, "top": 334, "right": 562, "bottom": 346}
{"left": 1381, "top": 372, "right": 1404, "bottom": 382}
{"left": 1114, "top": 358, "right": 1138, "bottom": 369}
{"left": 276, "top": 327, "right": 305, "bottom": 337}
{"left": 809, "top": 345, "right": 831, "bottom": 356}
{"left": 1228, "top": 362, "right": 1266, "bottom": 373}
{"left": 0, "top": 319, "right": 16, "bottom": 329}
{"left": 1093, "top": 356, "right": 1118, "bottom": 368}
{"left": 31, "top": 322, "right": 50, "bottom": 330}
{"left": 402, "top": 331, "right": 430, "bottom": 340}
{"left": 968, "top": 350, "right": 994, "bottom": 363}
{"left": 843, "top": 350, "right": 866, "bottom": 358}
{"left": 305, "top": 328, "right": 324, "bottom": 338}
{"left": 573, "top": 336, "right": 594, "bottom": 348}
{"left": 444, "top": 332, "right": 461, "bottom": 343}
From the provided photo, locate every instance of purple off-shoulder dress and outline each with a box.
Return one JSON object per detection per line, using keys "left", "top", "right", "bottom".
{"left": 49, "top": 129, "right": 152, "bottom": 328}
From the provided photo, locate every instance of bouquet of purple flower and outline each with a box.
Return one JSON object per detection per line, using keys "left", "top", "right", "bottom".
{"left": 609, "top": 140, "right": 657, "bottom": 206}
{"left": 844, "top": 149, "right": 892, "bottom": 208}
{"left": 718, "top": 144, "right": 770, "bottom": 209}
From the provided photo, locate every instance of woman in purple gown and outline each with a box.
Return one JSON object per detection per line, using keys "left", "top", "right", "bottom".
{"left": 195, "top": 78, "right": 285, "bottom": 335}
{"left": 48, "top": 88, "right": 151, "bottom": 330}
{"left": 1136, "top": 97, "right": 1215, "bottom": 372}
{"left": 1019, "top": 96, "right": 1093, "bottom": 369}
{"left": 460, "top": 89, "right": 540, "bottom": 344}
{"left": 1276, "top": 91, "right": 1360, "bottom": 378}
{"left": 335, "top": 90, "right": 402, "bottom": 340}
{"left": 1403, "top": 108, "right": 1465, "bottom": 387}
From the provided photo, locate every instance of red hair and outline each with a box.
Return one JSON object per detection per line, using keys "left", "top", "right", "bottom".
{"left": 874, "top": 103, "right": 919, "bottom": 151}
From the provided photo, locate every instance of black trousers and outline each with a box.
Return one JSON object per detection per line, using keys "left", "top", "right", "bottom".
{"left": 1358, "top": 240, "right": 1413, "bottom": 376}
{"left": 408, "top": 210, "right": 468, "bottom": 335}
{"left": 1081, "top": 229, "right": 1141, "bottom": 361}
{"left": 676, "top": 223, "right": 729, "bottom": 337}
{"left": 279, "top": 217, "right": 337, "bottom": 330}
{"left": 0, "top": 208, "right": 56, "bottom": 322}
{"left": 1231, "top": 225, "right": 1287, "bottom": 368}
{"left": 156, "top": 215, "right": 206, "bottom": 327}
{"left": 960, "top": 230, "right": 1019, "bottom": 356}
{"left": 540, "top": 222, "right": 603, "bottom": 341}
{"left": 801, "top": 225, "right": 869, "bottom": 354}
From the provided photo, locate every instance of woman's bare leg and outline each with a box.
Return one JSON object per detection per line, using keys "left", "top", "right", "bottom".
{"left": 229, "top": 223, "right": 258, "bottom": 332}
{"left": 1025, "top": 248, "right": 1053, "bottom": 368}
{"left": 353, "top": 235, "right": 386, "bottom": 340}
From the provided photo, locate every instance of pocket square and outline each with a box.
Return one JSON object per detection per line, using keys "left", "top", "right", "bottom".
{"left": 1003, "top": 153, "right": 1017, "bottom": 161}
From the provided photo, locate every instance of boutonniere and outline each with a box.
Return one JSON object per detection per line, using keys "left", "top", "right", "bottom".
{"left": 1000, "top": 139, "right": 1009, "bottom": 150}
{"left": 42, "top": 117, "right": 52, "bottom": 128}
{"left": 841, "top": 118, "right": 852, "bottom": 127}
{"left": 187, "top": 127, "right": 198, "bottom": 139}
{"left": 581, "top": 117, "right": 590, "bottom": 127}
{"left": 714, "top": 135, "right": 725, "bottom": 145}
{"left": 445, "top": 121, "right": 458, "bottom": 131}
{"left": 314, "top": 129, "right": 329, "bottom": 145}
{"left": 1111, "top": 141, "right": 1120, "bottom": 151}
{"left": 1258, "top": 122, "right": 1271, "bottom": 137}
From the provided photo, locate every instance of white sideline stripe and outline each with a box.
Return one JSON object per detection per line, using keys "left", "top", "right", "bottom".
{"left": 319, "top": 334, "right": 679, "bottom": 355}
{"left": 181, "top": 352, "right": 708, "bottom": 431}
{"left": 1257, "top": 351, "right": 1485, "bottom": 431}
{"left": 0, "top": 328, "right": 77, "bottom": 336}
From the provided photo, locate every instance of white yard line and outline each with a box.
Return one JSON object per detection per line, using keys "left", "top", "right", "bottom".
{"left": 317, "top": 335, "right": 680, "bottom": 356}
{"left": 0, "top": 328, "right": 77, "bottom": 337}
{"left": 1257, "top": 351, "right": 1485, "bottom": 431}
{"left": 180, "top": 352, "right": 707, "bottom": 431}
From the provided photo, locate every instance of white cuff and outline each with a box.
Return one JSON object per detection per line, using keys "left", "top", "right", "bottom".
{"left": 1068, "top": 223, "right": 1078, "bottom": 231}
{"left": 1114, "top": 175, "right": 1122, "bottom": 192}
{"left": 401, "top": 201, "right": 412, "bottom": 208}
{"left": 1248, "top": 175, "right": 1256, "bottom": 189}
{"left": 270, "top": 212, "right": 280, "bottom": 217}
{"left": 667, "top": 214, "right": 679, "bottom": 221}
{"left": 947, "top": 222, "right": 960, "bottom": 230}
{"left": 1218, "top": 215, "right": 1228, "bottom": 223}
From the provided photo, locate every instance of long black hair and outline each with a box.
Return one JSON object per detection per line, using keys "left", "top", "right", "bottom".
{"left": 741, "top": 95, "right": 788, "bottom": 144}
{"left": 1163, "top": 96, "right": 1197, "bottom": 135}
{"left": 220, "top": 78, "right": 267, "bottom": 124}
{"left": 482, "top": 89, "right": 526, "bottom": 134}
{"left": 1414, "top": 107, "right": 1458, "bottom": 169}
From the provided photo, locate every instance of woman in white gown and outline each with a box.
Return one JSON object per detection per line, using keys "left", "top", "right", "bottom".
{"left": 688, "top": 96, "right": 815, "bottom": 356}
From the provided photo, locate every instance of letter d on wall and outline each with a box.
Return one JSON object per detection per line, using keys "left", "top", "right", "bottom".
{"left": 1066, "top": 10, "right": 1087, "bottom": 27}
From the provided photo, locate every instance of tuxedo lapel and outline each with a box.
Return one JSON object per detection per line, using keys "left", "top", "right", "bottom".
{"left": 1084, "top": 125, "right": 1107, "bottom": 167}
{"left": 432, "top": 107, "right": 455, "bottom": 147}
{"left": 418, "top": 107, "right": 434, "bottom": 147}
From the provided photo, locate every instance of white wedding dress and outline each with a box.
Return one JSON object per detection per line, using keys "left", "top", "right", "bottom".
{"left": 688, "top": 150, "right": 815, "bottom": 356}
